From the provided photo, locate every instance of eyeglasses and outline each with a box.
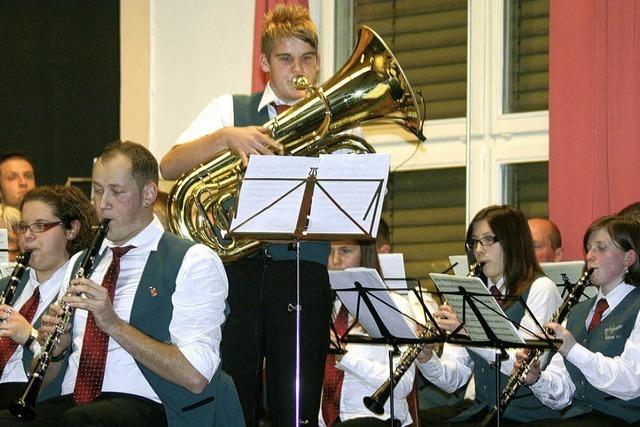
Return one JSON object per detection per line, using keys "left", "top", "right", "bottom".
{"left": 13, "top": 221, "right": 63, "bottom": 234}
{"left": 465, "top": 235, "right": 499, "bottom": 251}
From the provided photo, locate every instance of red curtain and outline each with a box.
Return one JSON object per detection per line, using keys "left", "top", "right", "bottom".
{"left": 549, "top": 0, "right": 640, "bottom": 260}
{"left": 251, "top": 0, "right": 309, "bottom": 93}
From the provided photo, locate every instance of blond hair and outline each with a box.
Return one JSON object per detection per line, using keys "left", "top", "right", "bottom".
{"left": 0, "top": 203, "right": 20, "bottom": 229}
{"left": 261, "top": 4, "right": 318, "bottom": 56}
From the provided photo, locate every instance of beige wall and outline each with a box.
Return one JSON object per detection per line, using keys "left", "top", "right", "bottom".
{"left": 120, "top": 0, "right": 150, "bottom": 147}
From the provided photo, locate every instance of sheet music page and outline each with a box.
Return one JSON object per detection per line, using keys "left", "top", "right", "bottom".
{"left": 429, "top": 273, "right": 525, "bottom": 345}
{"left": 0, "top": 228, "right": 9, "bottom": 264}
{"left": 541, "top": 261, "right": 597, "bottom": 299}
{"left": 230, "top": 156, "right": 319, "bottom": 234}
{"left": 379, "top": 253, "right": 408, "bottom": 294}
{"left": 329, "top": 267, "right": 417, "bottom": 339}
{"left": 306, "top": 153, "right": 390, "bottom": 236}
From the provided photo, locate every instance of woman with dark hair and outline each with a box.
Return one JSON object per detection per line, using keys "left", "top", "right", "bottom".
{"left": 415, "top": 205, "right": 562, "bottom": 425}
{"left": 516, "top": 215, "right": 640, "bottom": 426}
{"left": 0, "top": 185, "right": 98, "bottom": 408}
{"left": 321, "top": 240, "right": 415, "bottom": 427}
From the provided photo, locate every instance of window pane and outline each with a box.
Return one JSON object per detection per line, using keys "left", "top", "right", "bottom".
{"left": 503, "top": 161, "right": 548, "bottom": 217}
{"left": 503, "top": 0, "right": 549, "bottom": 113}
{"left": 383, "top": 167, "right": 466, "bottom": 278}
{"left": 351, "top": 0, "right": 468, "bottom": 120}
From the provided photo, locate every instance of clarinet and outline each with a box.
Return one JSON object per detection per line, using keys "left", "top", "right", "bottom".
{"left": 363, "top": 262, "right": 485, "bottom": 414}
{"left": 0, "top": 252, "right": 32, "bottom": 306}
{"left": 479, "top": 268, "right": 594, "bottom": 427}
{"left": 10, "top": 219, "right": 110, "bottom": 420}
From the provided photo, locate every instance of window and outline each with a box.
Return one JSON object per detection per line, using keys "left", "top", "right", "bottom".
{"left": 503, "top": 0, "right": 550, "bottom": 113}
{"left": 503, "top": 161, "right": 549, "bottom": 218}
{"left": 383, "top": 168, "right": 466, "bottom": 278}
{"left": 351, "top": 0, "right": 467, "bottom": 120}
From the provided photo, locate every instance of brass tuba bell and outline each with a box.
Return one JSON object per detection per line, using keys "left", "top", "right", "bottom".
{"left": 166, "top": 26, "right": 426, "bottom": 262}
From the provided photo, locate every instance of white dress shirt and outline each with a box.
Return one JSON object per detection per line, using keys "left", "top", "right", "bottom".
{"left": 176, "top": 83, "right": 285, "bottom": 145}
{"left": 530, "top": 282, "right": 640, "bottom": 409}
{"left": 417, "top": 275, "right": 562, "bottom": 392}
{"left": 1, "top": 262, "right": 69, "bottom": 383}
{"left": 175, "top": 82, "right": 363, "bottom": 146}
{"left": 60, "top": 217, "right": 228, "bottom": 403}
{"left": 319, "top": 294, "right": 415, "bottom": 427}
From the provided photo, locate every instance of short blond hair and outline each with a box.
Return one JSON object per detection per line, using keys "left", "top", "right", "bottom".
{"left": 261, "top": 4, "right": 318, "bottom": 56}
{"left": 0, "top": 204, "right": 20, "bottom": 229}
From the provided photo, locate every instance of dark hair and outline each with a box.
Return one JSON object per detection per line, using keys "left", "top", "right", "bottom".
{"left": 357, "top": 240, "right": 381, "bottom": 273}
{"left": 467, "top": 205, "right": 543, "bottom": 306}
{"left": 261, "top": 4, "right": 318, "bottom": 56}
{"left": 20, "top": 185, "right": 99, "bottom": 255}
{"left": 98, "top": 140, "right": 159, "bottom": 191}
{"left": 376, "top": 218, "right": 390, "bottom": 249}
{"left": 583, "top": 215, "right": 640, "bottom": 286}
{"left": 0, "top": 151, "right": 34, "bottom": 169}
{"left": 619, "top": 201, "right": 640, "bottom": 223}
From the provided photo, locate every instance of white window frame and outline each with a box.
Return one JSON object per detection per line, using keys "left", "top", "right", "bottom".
{"left": 313, "top": 0, "right": 549, "bottom": 223}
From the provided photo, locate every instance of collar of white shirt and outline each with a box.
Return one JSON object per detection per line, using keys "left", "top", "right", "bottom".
{"left": 257, "top": 82, "right": 292, "bottom": 114}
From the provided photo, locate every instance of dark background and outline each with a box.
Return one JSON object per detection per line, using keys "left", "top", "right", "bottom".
{"left": 1, "top": 1, "right": 120, "bottom": 190}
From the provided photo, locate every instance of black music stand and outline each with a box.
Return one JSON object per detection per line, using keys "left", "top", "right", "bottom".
{"left": 226, "top": 154, "right": 389, "bottom": 427}
{"left": 330, "top": 268, "right": 446, "bottom": 426}
{"left": 430, "top": 274, "right": 560, "bottom": 427}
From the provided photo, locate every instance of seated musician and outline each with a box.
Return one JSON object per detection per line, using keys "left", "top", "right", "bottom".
{"left": 0, "top": 141, "right": 241, "bottom": 426}
{"left": 415, "top": 205, "right": 562, "bottom": 425}
{"left": 321, "top": 239, "right": 415, "bottom": 427}
{"left": 514, "top": 215, "right": 640, "bottom": 426}
{"left": 0, "top": 185, "right": 98, "bottom": 409}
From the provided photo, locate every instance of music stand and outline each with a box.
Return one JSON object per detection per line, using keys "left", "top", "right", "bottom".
{"left": 329, "top": 267, "right": 445, "bottom": 425}
{"left": 226, "top": 154, "right": 390, "bottom": 427}
{"left": 429, "top": 273, "right": 560, "bottom": 427}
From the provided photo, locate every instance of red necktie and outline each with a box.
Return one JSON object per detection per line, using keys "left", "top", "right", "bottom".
{"left": 0, "top": 287, "right": 40, "bottom": 376}
{"left": 322, "top": 304, "right": 349, "bottom": 426}
{"left": 272, "top": 102, "right": 291, "bottom": 115}
{"left": 73, "top": 245, "right": 134, "bottom": 405}
{"left": 490, "top": 285, "right": 503, "bottom": 305}
{"left": 588, "top": 298, "right": 609, "bottom": 333}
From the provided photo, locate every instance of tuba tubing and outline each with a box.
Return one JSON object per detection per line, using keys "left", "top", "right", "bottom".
{"left": 167, "top": 25, "right": 426, "bottom": 263}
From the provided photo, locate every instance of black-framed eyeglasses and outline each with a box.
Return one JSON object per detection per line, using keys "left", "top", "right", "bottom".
{"left": 13, "top": 221, "right": 63, "bottom": 234}
{"left": 465, "top": 235, "right": 499, "bottom": 251}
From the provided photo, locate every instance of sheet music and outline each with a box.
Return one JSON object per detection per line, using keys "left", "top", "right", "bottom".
{"left": 0, "top": 228, "right": 9, "bottom": 264}
{"left": 541, "top": 261, "right": 597, "bottom": 299}
{"left": 429, "top": 273, "right": 525, "bottom": 345}
{"left": 329, "top": 267, "right": 417, "bottom": 340}
{"left": 379, "top": 253, "right": 408, "bottom": 294}
{"left": 448, "top": 255, "right": 469, "bottom": 276}
{"left": 306, "top": 153, "right": 390, "bottom": 236}
{"left": 231, "top": 156, "right": 319, "bottom": 234}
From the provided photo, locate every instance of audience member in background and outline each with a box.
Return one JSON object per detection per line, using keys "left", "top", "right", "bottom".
{"left": 0, "top": 205, "right": 21, "bottom": 263}
{"left": 515, "top": 215, "right": 640, "bottom": 426}
{"left": 323, "top": 240, "right": 415, "bottom": 426}
{"left": 0, "top": 185, "right": 98, "bottom": 409}
{"left": 528, "top": 217, "right": 563, "bottom": 263}
{"left": 376, "top": 218, "right": 391, "bottom": 254}
{"left": 619, "top": 201, "right": 640, "bottom": 223}
{"left": 0, "top": 152, "right": 36, "bottom": 209}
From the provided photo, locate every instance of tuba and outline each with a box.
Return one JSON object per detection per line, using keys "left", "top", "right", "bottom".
{"left": 167, "top": 26, "right": 425, "bottom": 262}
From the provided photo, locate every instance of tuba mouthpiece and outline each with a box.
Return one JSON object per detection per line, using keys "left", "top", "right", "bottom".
{"left": 292, "top": 75, "right": 310, "bottom": 90}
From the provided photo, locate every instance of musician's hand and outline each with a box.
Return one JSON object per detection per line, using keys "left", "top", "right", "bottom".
{"left": 434, "top": 304, "right": 462, "bottom": 333}
{"left": 220, "top": 126, "right": 283, "bottom": 166}
{"left": 38, "top": 303, "right": 71, "bottom": 355}
{"left": 0, "top": 304, "right": 32, "bottom": 345}
{"left": 65, "top": 278, "right": 122, "bottom": 336}
{"left": 515, "top": 349, "right": 542, "bottom": 386}
{"left": 544, "top": 322, "right": 576, "bottom": 356}
{"left": 416, "top": 324, "right": 436, "bottom": 363}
